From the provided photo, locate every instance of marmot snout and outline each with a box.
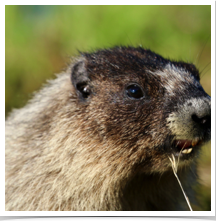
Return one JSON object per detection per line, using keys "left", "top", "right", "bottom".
{"left": 5, "top": 46, "right": 211, "bottom": 211}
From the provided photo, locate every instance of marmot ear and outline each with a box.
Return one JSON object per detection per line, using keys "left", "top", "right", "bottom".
{"left": 71, "top": 60, "right": 91, "bottom": 100}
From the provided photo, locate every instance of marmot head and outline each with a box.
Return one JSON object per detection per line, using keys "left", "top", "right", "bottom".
{"left": 70, "top": 46, "right": 211, "bottom": 174}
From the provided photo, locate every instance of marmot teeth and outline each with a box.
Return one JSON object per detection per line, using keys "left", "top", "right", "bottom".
{"left": 182, "top": 148, "right": 193, "bottom": 154}
{"left": 192, "top": 138, "right": 199, "bottom": 146}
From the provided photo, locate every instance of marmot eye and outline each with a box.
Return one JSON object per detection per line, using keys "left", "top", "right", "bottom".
{"left": 126, "top": 84, "right": 144, "bottom": 99}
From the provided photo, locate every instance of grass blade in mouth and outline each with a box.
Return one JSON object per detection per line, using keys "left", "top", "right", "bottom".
{"left": 168, "top": 154, "right": 193, "bottom": 211}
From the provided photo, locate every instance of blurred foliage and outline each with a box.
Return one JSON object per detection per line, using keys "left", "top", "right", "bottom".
{"left": 5, "top": 5, "right": 211, "bottom": 211}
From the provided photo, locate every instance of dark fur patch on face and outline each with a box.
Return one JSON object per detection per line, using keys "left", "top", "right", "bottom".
{"left": 72, "top": 46, "right": 210, "bottom": 173}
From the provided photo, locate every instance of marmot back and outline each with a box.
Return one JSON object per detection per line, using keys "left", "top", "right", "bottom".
{"left": 5, "top": 46, "right": 211, "bottom": 211}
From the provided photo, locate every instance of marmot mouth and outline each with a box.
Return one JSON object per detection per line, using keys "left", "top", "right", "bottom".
{"left": 173, "top": 138, "right": 203, "bottom": 155}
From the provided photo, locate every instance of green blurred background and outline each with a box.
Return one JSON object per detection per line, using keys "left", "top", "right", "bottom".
{"left": 5, "top": 5, "right": 211, "bottom": 211}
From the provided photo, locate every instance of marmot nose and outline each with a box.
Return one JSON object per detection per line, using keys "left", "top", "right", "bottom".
{"left": 191, "top": 113, "right": 211, "bottom": 129}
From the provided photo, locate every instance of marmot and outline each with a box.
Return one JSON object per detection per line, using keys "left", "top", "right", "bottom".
{"left": 5, "top": 46, "right": 211, "bottom": 211}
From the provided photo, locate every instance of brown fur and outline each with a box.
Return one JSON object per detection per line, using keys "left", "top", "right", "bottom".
{"left": 5, "top": 46, "right": 211, "bottom": 211}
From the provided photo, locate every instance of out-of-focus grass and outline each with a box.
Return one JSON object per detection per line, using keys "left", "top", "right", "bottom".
{"left": 5, "top": 5, "right": 211, "bottom": 211}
